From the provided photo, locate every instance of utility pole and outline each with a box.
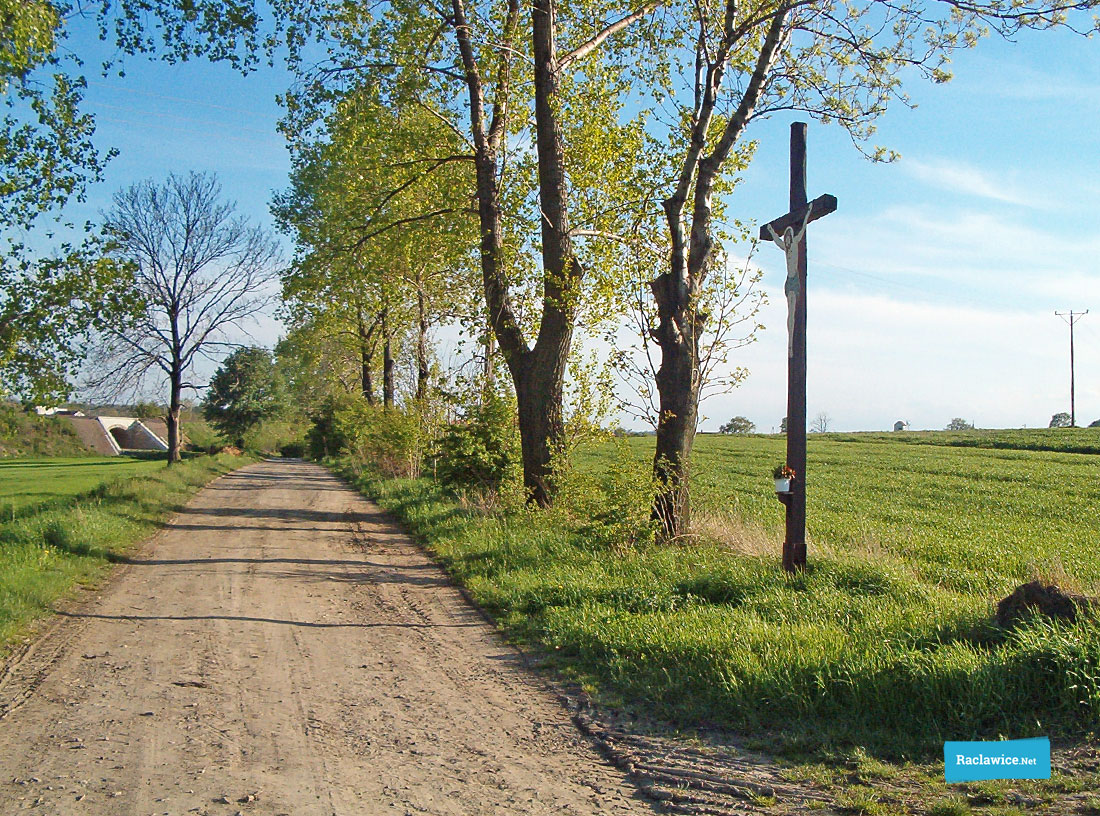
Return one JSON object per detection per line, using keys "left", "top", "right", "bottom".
{"left": 1055, "top": 310, "right": 1088, "bottom": 426}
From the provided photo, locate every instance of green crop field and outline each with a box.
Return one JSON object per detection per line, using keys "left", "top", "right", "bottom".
{"left": 687, "top": 432, "right": 1100, "bottom": 594}
{"left": 346, "top": 428, "right": 1100, "bottom": 768}
{"left": 0, "top": 457, "right": 167, "bottom": 518}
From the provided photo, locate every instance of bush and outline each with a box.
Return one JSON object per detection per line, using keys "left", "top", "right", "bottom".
{"left": 552, "top": 438, "right": 657, "bottom": 550}
{"left": 241, "top": 418, "right": 305, "bottom": 456}
{"left": 306, "top": 393, "right": 430, "bottom": 478}
{"left": 306, "top": 393, "right": 362, "bottom": 459}
{"left": 433, "top": 393, "right": 520, "bottom": 494}
{"left": 279, "top": 441, "right": 306, "bottom": 458}
{"left": 357, "top": 408, "right": 429, "bottom": 478}
{"left": 182, "top": 418, "right": 225, "bottom": 453}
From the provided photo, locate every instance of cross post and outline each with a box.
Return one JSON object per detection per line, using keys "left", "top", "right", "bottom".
{"left": 759, "top": 122, "right": 836, "bottom": 572}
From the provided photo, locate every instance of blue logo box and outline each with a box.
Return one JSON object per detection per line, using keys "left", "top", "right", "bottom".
{"left": 945, "top": 737, "right": 1051, "bottom": 783}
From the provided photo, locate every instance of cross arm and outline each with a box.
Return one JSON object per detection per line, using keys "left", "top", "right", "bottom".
{"left": 758, "top": 194, "right": 837, "bottom": 240}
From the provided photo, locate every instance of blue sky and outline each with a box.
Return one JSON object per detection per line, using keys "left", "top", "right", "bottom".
{"left": 51, "top": 17, "right": 1100, "bottom": 429}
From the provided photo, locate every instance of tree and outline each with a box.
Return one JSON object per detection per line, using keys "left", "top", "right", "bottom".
{"left": 810, "top": 412, "right": 831, "bottom": 434}
{"left": 89, "top": 172, "right": 281, "bottom": 463}
{"left": 0, "top": 1, "right": 127, "bottom": 403}
{"left": 641, "top": 0, "right": 1100, "bottom": 537}
{"left": 718, "top": 416, "right": 755, "bottom": 434}
{"left": 203, "top": 347, "right": 285, "bottom": 447}
{"left": 273, "top": 88, "right": 478, "bottom": 415}
{"left": 1049, "top": 412, "right": 1072, "bottom": 428}
{"left": 268, "top": 0, "right": 663, "bottom": 505}
{"left": 946, "top": 418, "right": 974, "bottom": 431}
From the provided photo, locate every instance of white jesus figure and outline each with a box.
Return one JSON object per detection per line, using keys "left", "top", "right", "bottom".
{"left": 766, "top": 202, "right": 814, "bottom": 358}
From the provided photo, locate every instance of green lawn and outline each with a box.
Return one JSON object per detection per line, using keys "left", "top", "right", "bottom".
{"left": 339, "top": 429, "right": 1100, "bottom": 764}
{"left": 0, "top": 453, "right": 248, "bottom": 653}
{"left": 0, "top": 457, "right": 168, "bottom": 517}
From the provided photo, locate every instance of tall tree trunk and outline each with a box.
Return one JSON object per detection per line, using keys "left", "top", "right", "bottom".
{"left": 382, "top": 307, "right": 395, "bottom": 409}
{"left": 513, "top": 347, "right": 568, "bottom": 505}
{"left": 650, "top": 10, "right": 788, "bottom": 539}
{"left": 357, "top": 307, "right": 376, "bottom": 405}
{"left": 166, "top": 365, "right": 183, "bottom": 465}
{"left": 452, "top": 0, "right": 578, "bottom": 505}
{"left": 416, "top": 287, "right": 429, "bottom": 402}
{"left": 650, "top": 272, "right": 703, "bottom": 537}
{"left": 515, "top": 0, "right": 580, "bottom": 506}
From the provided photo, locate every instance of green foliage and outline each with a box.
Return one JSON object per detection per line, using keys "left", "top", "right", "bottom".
{"left": 203, "top": 347, "right": 287, "bottom": 447}
{"left": 352, "top": 406, "right": 429, "bottom": 479}
{"left": 551, "top": 438, "right": 658, "bottom": 550}
{"left": 1049, "top": 412, "right": 1072, "bottom": 428}
{"left": 718, "top": 415, "right": 755, "bottom": 434}
{"left": 180, "top": 417, "right": 225, "bottom": 454}
{"left": 241, "top": 418, "right": 305, "bottom": 457}
{"left": 0, "top": 1, "right": 130, "bottom": 404}
{"left": 1, "top": 247, "right": 136, "bottom": 403}
{"left": 306, "top": 392, "right": 429, "bottom": 478}
{"left": 433, "top": 393, "right": 520, "bottom": 495}
{"left": 305, "top": 392, "right": 360, "bottom": 459}
{"left": 947, "top": 417, "right": 975, "bottom": 431}
{"left": 132, "top": 401, "right": 161, "bottom": 419}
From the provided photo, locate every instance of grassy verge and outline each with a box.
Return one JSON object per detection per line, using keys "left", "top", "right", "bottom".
{"left": 332, "top": 444, "right": 1100, "bottom": 811}
{"left": 329, "top": 436, "right": 1100, "bottom": 757}
{"left": 0, "top": 452, "right": 251, "bottom": 653}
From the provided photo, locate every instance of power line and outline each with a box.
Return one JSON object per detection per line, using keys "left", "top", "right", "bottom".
{"left": 1055, "top": 309, "right": 1088, "bottom": 426}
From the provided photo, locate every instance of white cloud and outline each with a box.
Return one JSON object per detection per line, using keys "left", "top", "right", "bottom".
{"left": 903, "top": 158, "right": 1036, "bottom": 206}
{"left": 699, "top": 290, "right": 1099, "bottom": 433}
{"left": 810, "top": 204, "right": 1100, "bottom": 307}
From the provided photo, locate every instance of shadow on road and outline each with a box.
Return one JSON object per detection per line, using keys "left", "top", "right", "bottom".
{"left": 53, "top": 610, "right": 477, "bottom": 629}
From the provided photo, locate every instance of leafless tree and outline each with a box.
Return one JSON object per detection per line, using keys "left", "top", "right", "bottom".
{"left": 810, "top": 412, "right": 832, "bottom": 434}
{"left": 86, "top": 172, "right": 281, "bottom": 463}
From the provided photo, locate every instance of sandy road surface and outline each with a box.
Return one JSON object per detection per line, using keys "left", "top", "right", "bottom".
{"left": 0, "top": 460, "right": 657, "bottom": 816}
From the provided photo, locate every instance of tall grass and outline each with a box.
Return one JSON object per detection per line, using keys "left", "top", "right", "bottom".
{"left": 0, "top": 453, "right": 248, "bottom": 652}
{"left": 333, "top": 435, "right": 1100, "bottom": 759}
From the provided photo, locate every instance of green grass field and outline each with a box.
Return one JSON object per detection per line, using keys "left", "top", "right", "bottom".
{"left": 0, "top": 453, "right": 248, "bottom": 654}
{"left": 0, "top": 457, "right": 168, "bottom": 518}
{"left": 340, "top": 428, "right": 1100, "bottom": 767}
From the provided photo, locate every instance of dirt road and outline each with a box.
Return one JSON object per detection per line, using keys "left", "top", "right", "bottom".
{"left": 0, "top": 460, "right": 657, "bottom": 816}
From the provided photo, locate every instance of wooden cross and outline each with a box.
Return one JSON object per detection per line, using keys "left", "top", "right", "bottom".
{"left": 758, "top": 122, "right": 837, "bottom": 573}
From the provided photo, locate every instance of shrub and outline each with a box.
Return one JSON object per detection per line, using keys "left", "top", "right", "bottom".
{"left": 182, "top": 418, "right": 225, "bottom": 453}
{"left": 306, "top": 393, "right": 430, "bottom": 477}
{"left": 306, "top": 393, "right": 363, "bottom": 459}
{"left": 552, "top": 438, "right": 657, "bottom": 550}
{"left": 241, "top": 418, "right": 305, "bottom": 456}
{"left": 356, "top": 407, "right": 428, "bottom": 478}
{"left": 279, "top": 441, "right": 306, "bottom": 458}
{"left": 433, "top": 393, "right": 519, "bottom": 494}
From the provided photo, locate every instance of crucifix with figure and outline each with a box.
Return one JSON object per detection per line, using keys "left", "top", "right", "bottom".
{"left": 759, "top": 122, "right": 836, "bottom": 573}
